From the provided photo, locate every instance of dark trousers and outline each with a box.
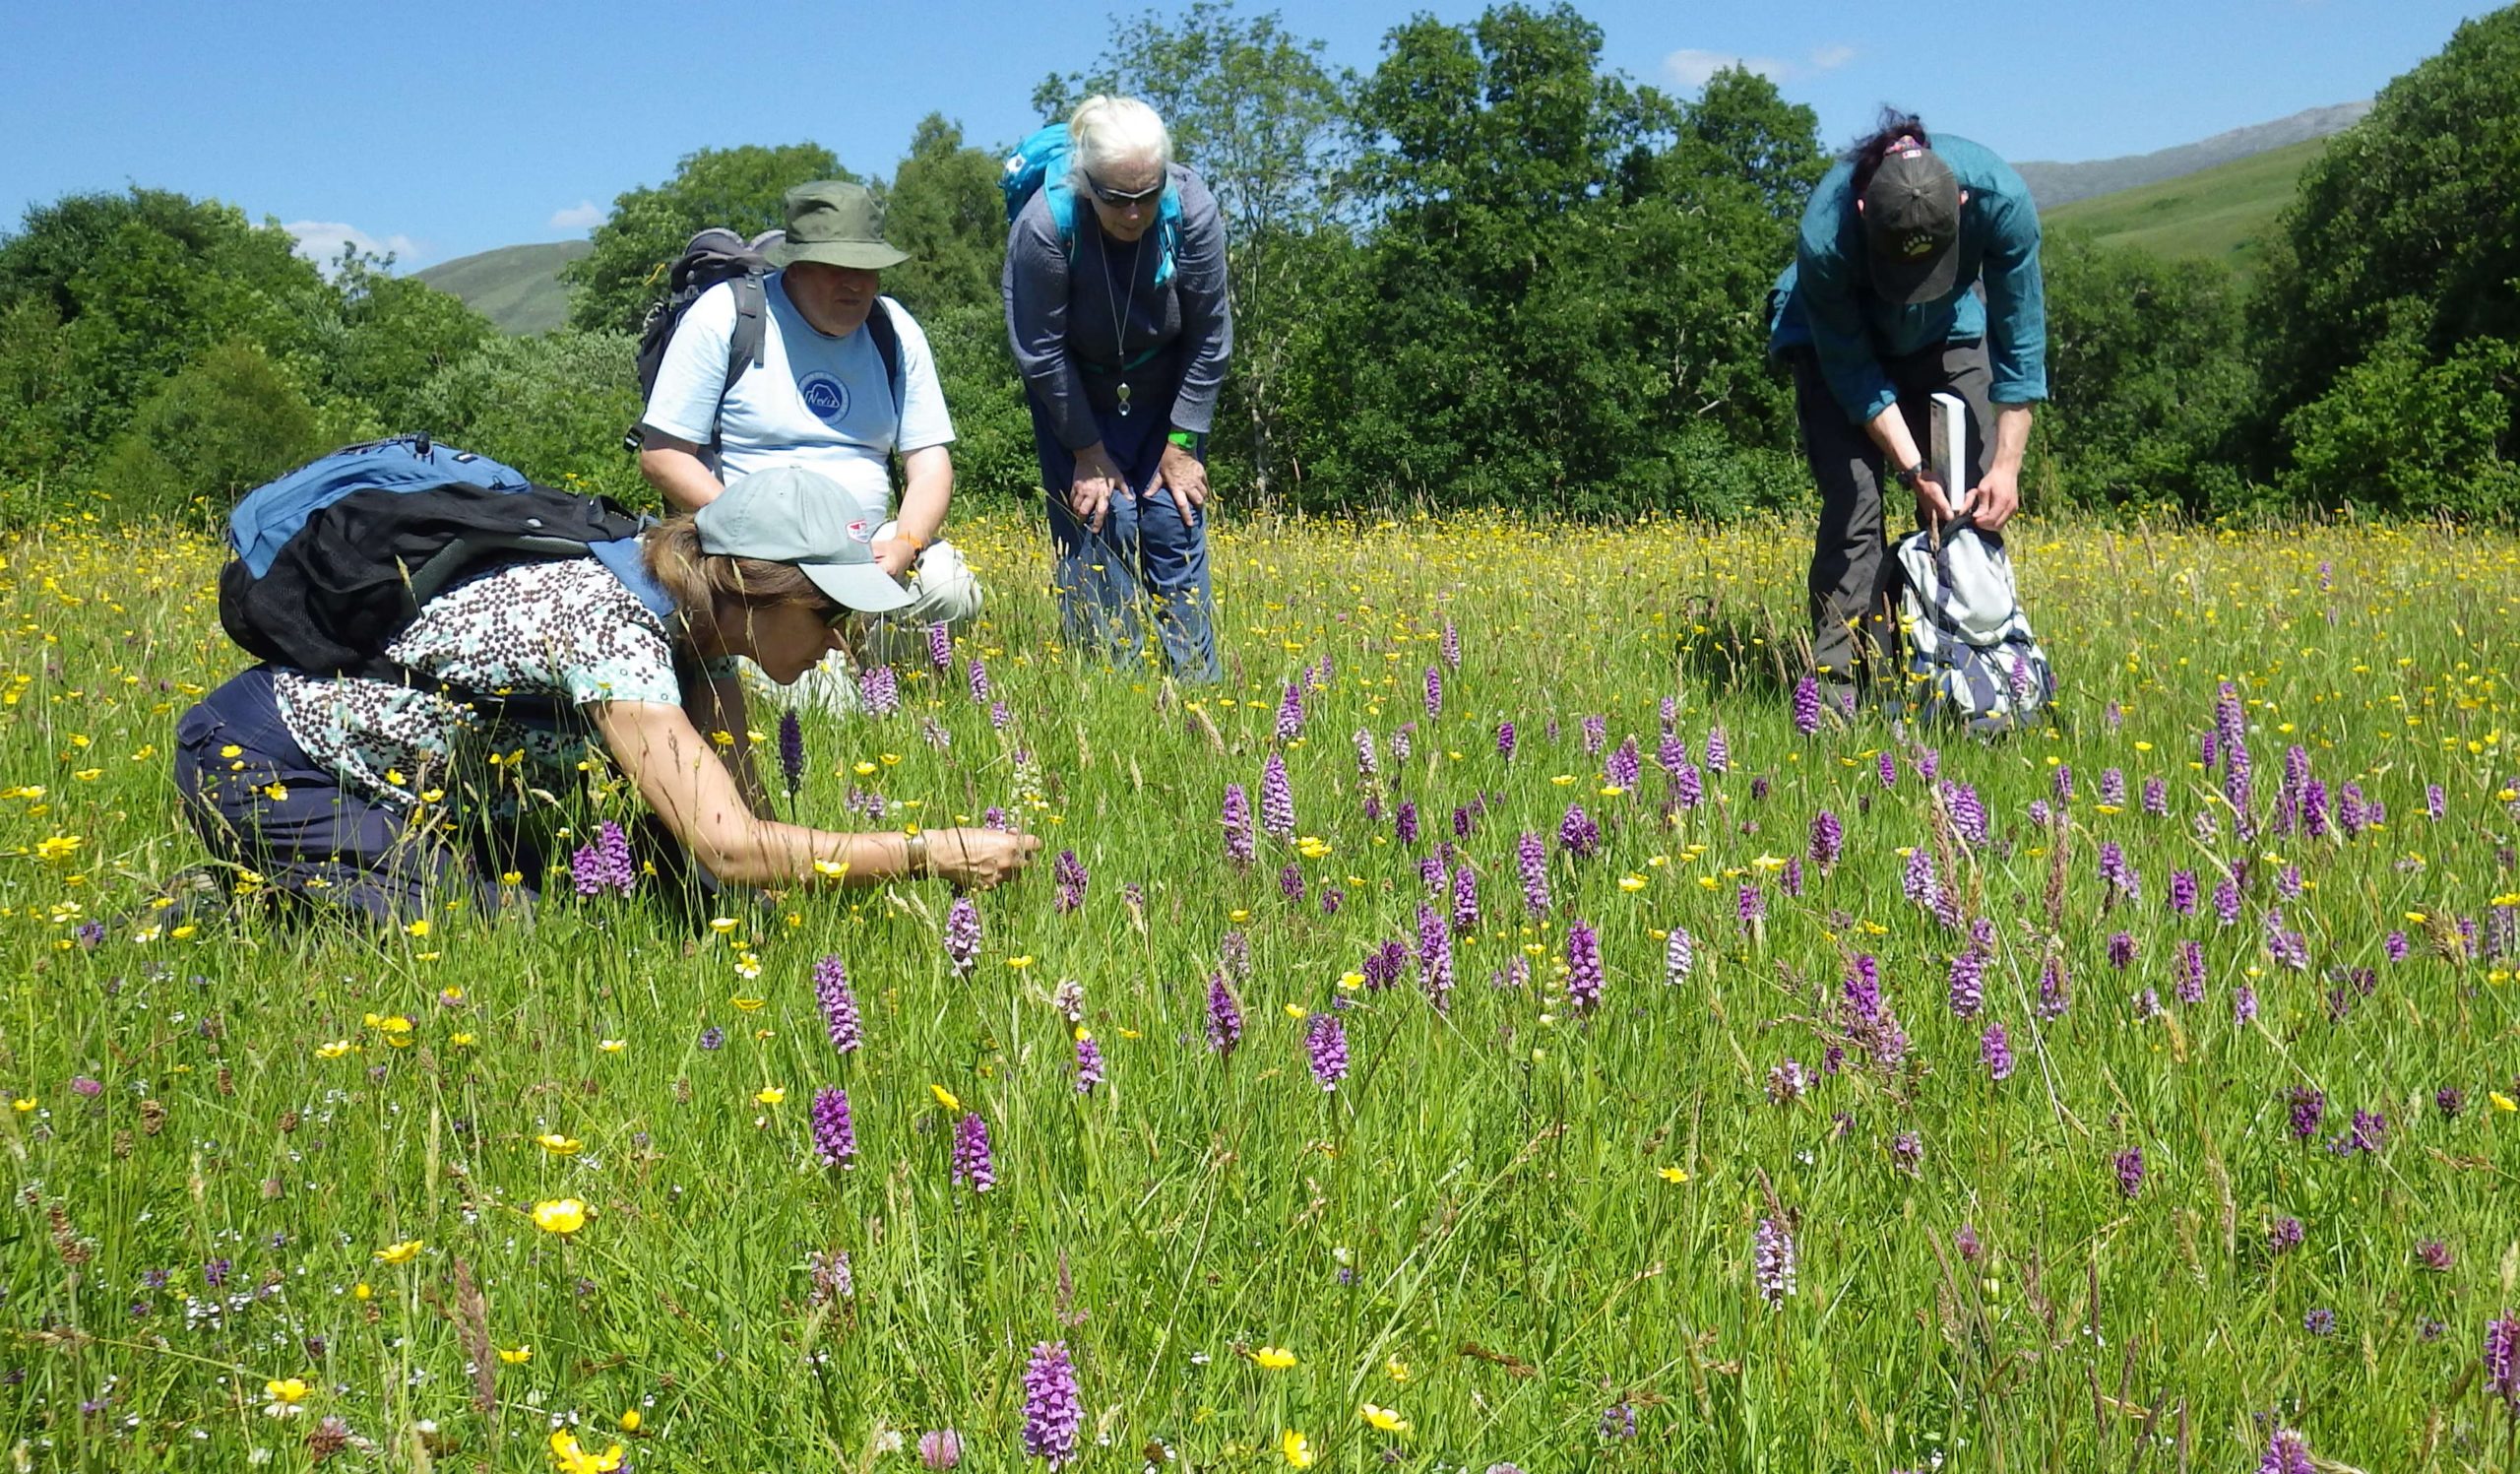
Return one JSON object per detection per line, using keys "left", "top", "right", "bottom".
{"left": 172, "top": 668, "right": 715, "bottom": 929}
{"left": 171, "top": 667, "right": 518, "bottom": 926}
{"left": 1029, "top": 383, "right": 1222, "bottom": 685}
{"left": 1790, "top": 339, "right": 1994, "bottom": 692}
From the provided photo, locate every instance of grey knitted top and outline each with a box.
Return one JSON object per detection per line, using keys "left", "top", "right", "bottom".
{"left": 1002, "top": 162, "right": 1234, "bottom": 451}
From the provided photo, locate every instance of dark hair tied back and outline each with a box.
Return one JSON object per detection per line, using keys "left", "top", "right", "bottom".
{"left": 1848, "top": 108, "right": 1930, "bottom": 196}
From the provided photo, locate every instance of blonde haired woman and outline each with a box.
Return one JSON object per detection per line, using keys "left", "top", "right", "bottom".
{"left": 173, "top": 468, "right": 1038, "bottom": 925}
{"left": 1004, "top": 95, "right": 1232, "bottom": 682}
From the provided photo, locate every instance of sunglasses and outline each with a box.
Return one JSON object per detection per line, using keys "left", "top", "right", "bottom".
{"left": 1084, "top": 173, "right": 1166, "bottom": 207}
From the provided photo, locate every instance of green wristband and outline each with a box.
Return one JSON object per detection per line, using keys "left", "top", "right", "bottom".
{"left": 1166, "top": 430, "right": 1198, "bottom": 450}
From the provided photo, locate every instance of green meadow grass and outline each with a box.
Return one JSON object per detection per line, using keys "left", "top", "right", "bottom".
{"left": 2, "top": 510, "right": 2518, "bottom": 1472}
{"left": 2044, "top": 139, "right": 2329, "bottom": 272}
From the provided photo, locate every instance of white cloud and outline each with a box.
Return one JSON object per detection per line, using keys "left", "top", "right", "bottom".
{"left": 548, "top": 200, "right": 604, "bottom": 231}
{"left": 1809, "top": 43, "right": 1857, "bottom": 71}
{"left": 284, "top": 220, "right": 424, "bottom": 273}
{"left": 1663, "top": 47, "right": 1788, "bottom": 91}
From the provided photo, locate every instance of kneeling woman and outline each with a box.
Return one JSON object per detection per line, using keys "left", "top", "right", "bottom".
{"left": 173, "top": 467, "right": 1039, "bottom": 925}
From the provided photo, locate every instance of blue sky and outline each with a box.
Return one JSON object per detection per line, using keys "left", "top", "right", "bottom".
{"left": 2, "top": 0, "right": 2493, "bottom": 270}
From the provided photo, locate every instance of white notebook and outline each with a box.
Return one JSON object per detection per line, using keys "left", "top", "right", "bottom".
{"left": 1928, "top": 392, "right": 1970, "bottom": 517}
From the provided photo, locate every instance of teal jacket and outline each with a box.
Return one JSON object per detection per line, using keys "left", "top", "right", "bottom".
{"left": 1768, "top": 133, "right": 2047, "bottom": 424}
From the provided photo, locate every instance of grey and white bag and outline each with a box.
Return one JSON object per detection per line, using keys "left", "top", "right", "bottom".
{"left": 1896, "top": 523, "right": 2053, "bottom": 732}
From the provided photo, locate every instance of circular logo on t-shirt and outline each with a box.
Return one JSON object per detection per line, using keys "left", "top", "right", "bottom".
{"left": 798, "top": 371, "right": 850, "bottom": 423}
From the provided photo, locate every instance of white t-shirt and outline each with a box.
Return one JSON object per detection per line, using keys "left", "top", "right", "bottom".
{"left": 641, "top": 273, "right": 954, "bottom": 523}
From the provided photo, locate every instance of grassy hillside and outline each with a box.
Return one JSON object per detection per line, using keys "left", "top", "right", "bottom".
{"left": 2043, "top": 137, "right": 2326, "bottom": 272}
{"left": 412, "top": 239, "right": 590, "bottom": 334}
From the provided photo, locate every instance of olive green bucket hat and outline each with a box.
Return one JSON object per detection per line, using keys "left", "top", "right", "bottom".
{"left": 765, "top": 180, "right": 911, "bottom": 271}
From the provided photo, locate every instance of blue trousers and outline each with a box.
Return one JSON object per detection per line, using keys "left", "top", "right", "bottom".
{"left": 171, "top": 667, "right": 712, "bottom": 928}
{"left": 1029, "top": 389, "right": 1222, "bottom": 684}
{"left": 172, "top": 667, "right": 508, "bottom": 926}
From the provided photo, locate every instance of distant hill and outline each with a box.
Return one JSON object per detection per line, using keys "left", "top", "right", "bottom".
{"left": 412, "top": 239, "right": 590, "bottom": 335}
{"left": 2044, "top": 137, "right": 2329, "bottom": 272}
{"left": 2014, "top": 101, "right": 2368, "bottom": 210}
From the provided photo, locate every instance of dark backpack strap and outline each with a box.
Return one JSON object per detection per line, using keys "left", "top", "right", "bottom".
{"left": 866, "top": 297, "right": 905, "bottom": 428}
{"left": 724, "top": 273, "right": 768, "bottom": 401}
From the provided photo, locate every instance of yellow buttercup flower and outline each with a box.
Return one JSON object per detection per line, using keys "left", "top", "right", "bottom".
{"left": 263, "top": 1378, "right": 310, "bottom": 1405}
{"left": 536, "top": 1133, "right": 582, "bottom": 1155}
{"left": 498, "top": 1345, "right": 533, "bottom": 1364}
{"left": 1359, "top": 1403, "right": 1412, "bottom": 1435}
{"left": 1279, "top": 1430, "right": 1315, "bottom": 1468}
{"left": 931, "top": 1084, "right": 963, "bottom": 1113}
{"left": 374, "top": 1239, "right": 423, "bottom": 1265}
{"left": 2490, "top": 1092, "right": 2517, "bottom": 1113}
{"left": 755, "top": 1086, "right": 786, "bottom": 1106}
{"left": 598, "top": 1039, "right": 627, "bottom": 1054}
{"left": 532, "top": 1198, "right": 589, "bottom": 1235}
{"left": 617, "top": 1409, "right": 642, "bottom": 1434}
{"left": 549, "top": 1429, "right": 625, "bottom": 1474}
{"left": 730, "top": 996, "right": 766, "bottom": 1011}
{"left": 1252, "top": 1345, "right": 1298, "bottom": 1370}
{"left": 1659, "top": 1165, "right": 1690, "bottom": 1184}
{"left": 1384, "top": 1356, "right": 1411, "bottom": 1382}
{"left": 314, "top": 1040, "right": 353, "bottom": 1059}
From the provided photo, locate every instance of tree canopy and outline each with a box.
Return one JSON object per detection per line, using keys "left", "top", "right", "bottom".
{"left": 5, "top": 1, "right": 2516, "bottom": 525}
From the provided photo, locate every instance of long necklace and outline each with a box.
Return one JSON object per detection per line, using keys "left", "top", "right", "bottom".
{"left": 1106, "top": 228, "right": 1143, "bottom": 417}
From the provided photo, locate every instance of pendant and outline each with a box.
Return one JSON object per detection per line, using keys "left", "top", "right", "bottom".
{"left": 1116, "top": 382, "right": 1133, "bottom": 417}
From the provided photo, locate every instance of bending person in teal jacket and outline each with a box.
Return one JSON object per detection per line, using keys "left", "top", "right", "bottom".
{"left": 1769, "top": 110, "right": 2046, "bottom": 709}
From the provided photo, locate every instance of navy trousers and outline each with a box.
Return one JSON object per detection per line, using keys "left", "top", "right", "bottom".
{"left": 171, "top": 667, "right": 522, "bottom": 926}
{"left": 1029, "top": 385, "right": 1223, "bottom": 684}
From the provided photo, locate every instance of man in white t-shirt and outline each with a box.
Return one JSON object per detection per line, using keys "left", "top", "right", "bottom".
{"left": 638, "top": 180, "right": 979, "bottom": 655}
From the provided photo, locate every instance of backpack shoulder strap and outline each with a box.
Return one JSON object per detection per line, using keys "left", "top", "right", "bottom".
{"left": 1154, "top": 188, "right": 1184, "bottom": 287}
{"left": 865, "top": 297, "right": 905, "bottom": 428}
{"left": 1044, "top": 181, "right": 1080, "bottom": 261}
{"left": 724, "top": 272, "right": 768, "bottom": 400}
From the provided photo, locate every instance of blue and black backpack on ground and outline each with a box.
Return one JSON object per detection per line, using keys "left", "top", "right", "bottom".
{"left": 623, "top": 226, "right": 906, "bottom": 455}
{"left": 1894, "top": 522, "right": 2056, "bottom": 734}
{"left": 1000, "top": 123, "right": 1181, "bottom": 288}
{"left": 219, "top": 436, "right": 672, "bottom": 700}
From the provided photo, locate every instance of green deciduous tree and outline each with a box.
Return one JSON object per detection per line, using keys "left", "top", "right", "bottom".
{"left": 0, "top": 188, "right": 329, "bottom": 483}
{"left": 407, "top": 330, "right": 652, "bottom": 502}
{"left": 1294, "top": 4, "right": 1809, "bottom": 515}
{"left": 2280, "top": 331, "right": 2519, "bottom": 520}
{"left": 96, "top": 339, "right": 331, "bottom": 526}
{"left": 879, "top": 114, "right": 1009, "bottom": 318}
{"left": 2251, "top": 7, "right": 2520, "bottom": 498}
{"left": 318, "top": 250, "right": 496, "bottom": 436}
{"left": 2038, "top": 230, "right": 2254, "bottom": 513}
{"left": 563, "top": 144, "right": 849, "bottom": 335}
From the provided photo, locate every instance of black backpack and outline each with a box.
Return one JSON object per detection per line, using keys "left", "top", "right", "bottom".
{"left": 219, "top": 436, "right": 669, "bottom": 706}
{"left": 623, "top": 227, "right": 906, "bottom": 454}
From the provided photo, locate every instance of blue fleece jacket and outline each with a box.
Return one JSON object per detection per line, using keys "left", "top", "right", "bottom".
{"left": 1768, "top": 133, "right": 2048, "bottom": 424}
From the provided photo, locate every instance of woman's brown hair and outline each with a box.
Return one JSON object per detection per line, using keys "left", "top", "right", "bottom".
{"left": 643, "top": 514, "right": 837, "bottom": 646}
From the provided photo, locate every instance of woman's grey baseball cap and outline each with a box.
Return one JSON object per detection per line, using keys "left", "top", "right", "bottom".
{"left": 693, "top": 467, "right": 913, "bottom": 613}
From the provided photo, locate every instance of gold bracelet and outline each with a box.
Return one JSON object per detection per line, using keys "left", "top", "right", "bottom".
{"left": 905, "top": 831, "right": 930, "bottom": 878}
